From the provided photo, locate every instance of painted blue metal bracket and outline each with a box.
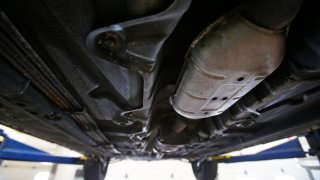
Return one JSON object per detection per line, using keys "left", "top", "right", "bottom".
{"left": 0, "top": 130, "right": 84, "bottom": 164}
{"left": 217, "top": 138, "right": 307, "bottom": 163}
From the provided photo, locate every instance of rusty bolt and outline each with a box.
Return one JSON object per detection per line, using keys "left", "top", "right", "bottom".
{"left": 97, "top": 32, "right": 121, "bottom": 51}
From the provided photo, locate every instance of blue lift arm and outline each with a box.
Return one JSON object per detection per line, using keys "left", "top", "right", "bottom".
{"left": 0, "top": 129, "right": 319, "bottom": 165}
{"left": 213, "top": 138, "right": 307, "bottom": 163}
{"left": 0, "top": 130, "right": 84, "bottom": 164}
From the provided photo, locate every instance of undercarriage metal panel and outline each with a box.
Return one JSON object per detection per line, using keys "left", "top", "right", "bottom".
{"left": 0, "top": 0, "right": 319, "bottom": 160}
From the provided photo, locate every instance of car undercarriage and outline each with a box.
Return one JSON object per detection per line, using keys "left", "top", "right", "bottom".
{"left": 0, "top": 1, "right": 320, "bottom": 176}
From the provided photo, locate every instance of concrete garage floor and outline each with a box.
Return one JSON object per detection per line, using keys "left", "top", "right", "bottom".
{"left": 0, "top": 158, "right": 319, "bottom": 180}
{"left": 103, "top": 159, "right": 320, "bottom": 180}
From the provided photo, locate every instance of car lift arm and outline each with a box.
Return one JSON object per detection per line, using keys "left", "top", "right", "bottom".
{"left": 1, "top": 130, "right": 319, "bottom": 164}
{"left": 0, "top": 130, "right": 84, "bottom": 164}
{"left": 213, "top": 130, "right": 320, "bottom": 164}
{"left": 0, "top": 129, "right": 319, "bottom": 180}
{"left": 213, "top": 138, "right": 307, "bottom": 163}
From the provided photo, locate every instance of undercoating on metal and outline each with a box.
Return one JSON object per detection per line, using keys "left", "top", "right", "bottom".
{"left": 0, "top": 0, "right": 319, "bottom": 161}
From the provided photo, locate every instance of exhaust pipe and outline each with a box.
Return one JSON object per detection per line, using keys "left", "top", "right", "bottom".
{"left": 170, "top": 0, "right": 303, "bottom": 119}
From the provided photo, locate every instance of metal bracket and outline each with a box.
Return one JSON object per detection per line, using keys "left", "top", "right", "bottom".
{"left": 87, "top": 0, "right": 191, "bottom": 73}
{"left": 306, "top": 130, "right": 320, "bottom": 163}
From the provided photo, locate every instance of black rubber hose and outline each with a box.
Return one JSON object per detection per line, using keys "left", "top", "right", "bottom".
{"left": 242, "top": 0, "right": 303, "bottom": 30}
